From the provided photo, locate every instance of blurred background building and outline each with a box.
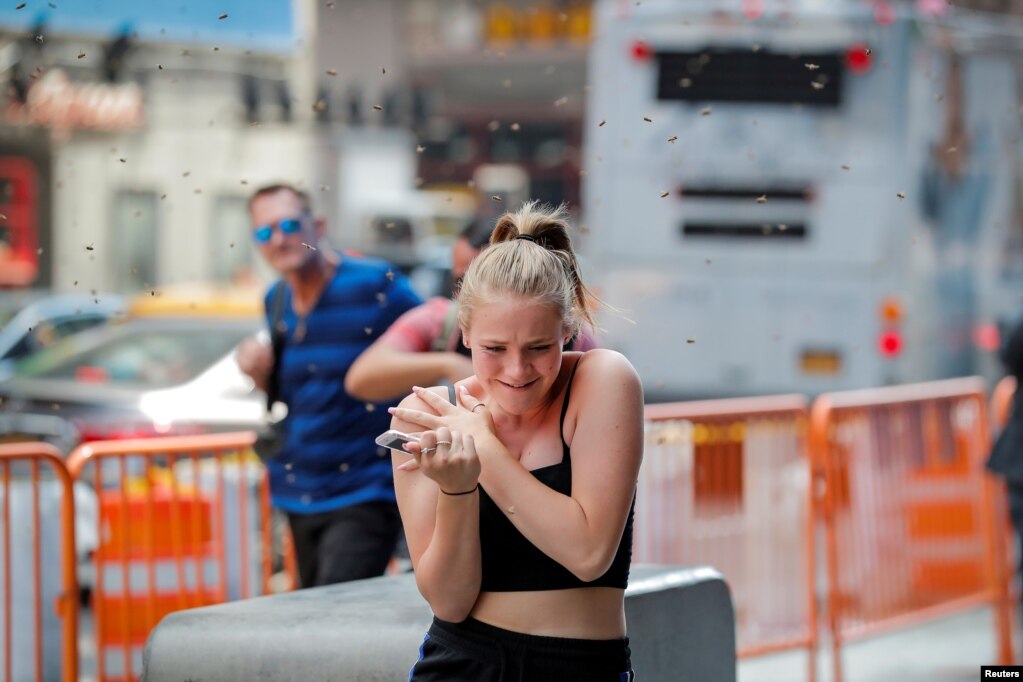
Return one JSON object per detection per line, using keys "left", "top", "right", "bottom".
{"left": 0, "top": 0, "right": 1020, "bottom": 398}
{"left": 0, "top": 0, "right": 595, "bottom": 295}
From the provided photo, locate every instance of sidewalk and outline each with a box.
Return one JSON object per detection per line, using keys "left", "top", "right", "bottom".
{"left": 739, "top": 606, "right": 1005, "bottom": 682}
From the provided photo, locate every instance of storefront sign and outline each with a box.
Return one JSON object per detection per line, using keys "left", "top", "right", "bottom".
{"left": 5, "top": 69, "right": 144, "bottom": 135}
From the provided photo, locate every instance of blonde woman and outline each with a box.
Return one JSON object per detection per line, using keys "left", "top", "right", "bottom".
{"left": 387, "top": 202, "right": 643, "bottom": 681}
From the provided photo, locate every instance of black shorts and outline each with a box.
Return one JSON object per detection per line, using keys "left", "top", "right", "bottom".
{"left": 408, "top": 616, "right": 635, "bottom": 682}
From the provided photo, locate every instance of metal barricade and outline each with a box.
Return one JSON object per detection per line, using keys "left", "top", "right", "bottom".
{"left": 0, "top": 442, "right": 78, "bottom": 682}
{"left": 809, "top": 377, "right": 1014, "bottom": 682}
{"left": 66, "top": 432, "right": 273, "bottom": 682}
{"left": 640, "top": 395, "right": 817, "bottom": 680}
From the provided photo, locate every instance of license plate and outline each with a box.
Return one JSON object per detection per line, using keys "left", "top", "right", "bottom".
{"left": 800, "top": 349, "right": 842, "bottom": 375}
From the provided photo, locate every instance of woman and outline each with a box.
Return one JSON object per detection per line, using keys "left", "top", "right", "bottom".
{"left": 386, "top": 201, "right": 644, "bottom": 681}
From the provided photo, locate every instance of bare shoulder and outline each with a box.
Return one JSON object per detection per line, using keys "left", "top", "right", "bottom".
{"left": 564, "top": 350, "right": 643, "bottom": 466}
{"left": 574, "top": 349, "right": 641, "bottom": 386}
{"left": 567, "top": 349, "right": 643, "bottom": 412}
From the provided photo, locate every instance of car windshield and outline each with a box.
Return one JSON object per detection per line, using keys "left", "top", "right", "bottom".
{"left": 14, "top": 322, "right": 254, "bottom": 389}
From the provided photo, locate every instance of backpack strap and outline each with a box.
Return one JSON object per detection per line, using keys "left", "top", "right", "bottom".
{"left": 432, "top": 301, "right": 461, "bottom": 353}
{"left": 265, "top": 281, "right": 288, "bottom": 412}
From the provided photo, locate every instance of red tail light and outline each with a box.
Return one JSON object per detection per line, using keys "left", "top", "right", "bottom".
{"left": 630, "top": 40, "right": 653, "bottom": 62}
{"left": 878, "top": 331, "right": 902, "bottom": 357}
{"left": 742, "top": 0, "right": 763, "bottom": 20}
{"left": 77, "top": 425, "right": 155, "bottom": 443}
{"left": 76, "top": 366, "right": 110, "bottom": 383}
{"left": 846, "top": 44, "right": 872, "bottom": 74}
{"left": 75, "top": 420, "right": 204, "bottom": 443}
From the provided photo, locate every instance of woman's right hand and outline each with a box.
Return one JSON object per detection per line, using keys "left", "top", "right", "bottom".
{"left": 400, "top": 426, "right": 481, "bottom": 495}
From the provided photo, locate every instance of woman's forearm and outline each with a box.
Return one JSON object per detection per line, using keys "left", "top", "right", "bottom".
{"left": 414, "top": 493, "right": 482, "bottom": 622}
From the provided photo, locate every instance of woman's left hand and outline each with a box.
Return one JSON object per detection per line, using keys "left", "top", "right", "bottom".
{"left": 389, "top": 385, "right": 492, "bottom": 438}
{"left": 398, "top": 427, "right": 481, "bottom": 493}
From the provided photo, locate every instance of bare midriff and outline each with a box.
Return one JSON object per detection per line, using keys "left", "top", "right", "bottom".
{"left": 470, "top": 587, "right": 626, "bottom": 639}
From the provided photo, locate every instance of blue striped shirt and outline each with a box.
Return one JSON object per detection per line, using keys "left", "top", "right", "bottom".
{"left": 265, "top": 257, "right": 421, "bottom": 513}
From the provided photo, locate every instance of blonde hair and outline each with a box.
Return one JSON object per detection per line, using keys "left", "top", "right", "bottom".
{"left": 457, "top": 201, "right": 597, "bottom": 336}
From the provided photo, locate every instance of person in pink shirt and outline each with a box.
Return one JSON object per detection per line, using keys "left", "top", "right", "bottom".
{"left": 346, "top": 220, "right": 597, "bottom": 403}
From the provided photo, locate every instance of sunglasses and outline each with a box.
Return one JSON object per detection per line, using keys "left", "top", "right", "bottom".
{"left": 253, "top": 216, "right": 303, "bottom": 244}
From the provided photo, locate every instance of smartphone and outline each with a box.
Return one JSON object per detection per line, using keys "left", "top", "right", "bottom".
{"left": 375, "top": 429, "right": 420, "bottom": 451}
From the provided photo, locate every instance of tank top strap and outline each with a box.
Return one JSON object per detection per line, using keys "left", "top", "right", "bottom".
{"left": 559, "top": 356, "right": 582, "bottom": 431}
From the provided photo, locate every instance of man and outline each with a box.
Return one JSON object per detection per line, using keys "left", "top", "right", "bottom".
{"left": 345, "top": 219, "right": 596, "bottom": 402}
{"left": 920, "top": 40, "right": 991, "bottom": 378}
{"left": 236, "top": 183, "right": 421, "bottom": 587}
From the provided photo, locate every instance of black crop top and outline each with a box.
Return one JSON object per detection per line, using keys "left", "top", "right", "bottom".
{"left": 476, "top": 358, "right": 634, "bottom": 592}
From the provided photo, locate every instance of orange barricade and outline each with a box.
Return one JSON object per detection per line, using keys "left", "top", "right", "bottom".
{"left": 809, "top": 377, "right": 1014, "bottom": 682}
{"left": 66, "top": 431, "right": 275, "bottom": 682}
{"left": 640, "top": 395, "right": 817, "bottom": 680}
{"left": 0, "top": 442, "right": 78, "bottom": 682}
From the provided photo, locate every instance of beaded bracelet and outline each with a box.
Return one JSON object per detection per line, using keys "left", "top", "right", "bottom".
{"left": 441, "top": 483, "right": 479, "bottom": 496}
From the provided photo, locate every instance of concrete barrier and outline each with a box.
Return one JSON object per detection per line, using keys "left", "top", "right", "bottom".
{"left": 142, "top": 564, "right": 736, "bottom": 682}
